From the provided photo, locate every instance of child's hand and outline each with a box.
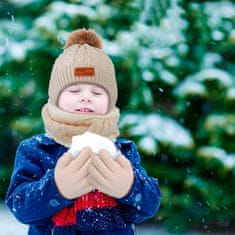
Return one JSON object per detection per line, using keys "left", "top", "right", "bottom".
{"left": 54, "top": 147, "right": 93, "bottom": 199}
{"left": 87, "top": 150, "right": 134, "bottom": 199}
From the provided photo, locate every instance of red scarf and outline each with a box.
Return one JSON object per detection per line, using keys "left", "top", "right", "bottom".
{"left": 52, "top": 190, "right": 117, "bottom": 226}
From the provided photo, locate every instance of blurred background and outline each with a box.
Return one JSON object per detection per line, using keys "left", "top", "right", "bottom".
{"left": 0, "top": 0, "right": 235, "bottom": 234}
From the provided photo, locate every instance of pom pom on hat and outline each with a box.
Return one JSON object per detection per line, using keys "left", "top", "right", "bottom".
{"left": 48, "top": 28, "right": 118, "bottom": 111}
{"left": 64, "top": 28, "right": 103, "bottom": 49}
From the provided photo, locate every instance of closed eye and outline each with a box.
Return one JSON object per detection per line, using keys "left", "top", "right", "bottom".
{"left": 93, "top": 92, "right": 102, "bottom": 95}
{"left": 69, "top": 90, "right": 80, "bottom": 93}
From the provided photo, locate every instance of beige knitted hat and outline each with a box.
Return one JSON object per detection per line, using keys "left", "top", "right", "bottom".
{"left": 48, "top": 28, "right": 118, "bottom": 111}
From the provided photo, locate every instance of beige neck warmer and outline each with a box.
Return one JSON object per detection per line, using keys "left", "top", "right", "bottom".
{"left": 41, "top": 102, "right": 120, "bottom": 148}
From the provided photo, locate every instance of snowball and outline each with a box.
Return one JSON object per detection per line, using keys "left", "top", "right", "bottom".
{"left": 68, "top": 131, "right": 119, "bottom": 159}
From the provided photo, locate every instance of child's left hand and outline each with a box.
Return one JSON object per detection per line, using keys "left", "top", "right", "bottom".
{"left": 87, "top": 149, "right": 134, "bottom": 199}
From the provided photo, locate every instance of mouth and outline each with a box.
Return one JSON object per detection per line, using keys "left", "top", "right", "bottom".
{"left": 74, "top": 107, "right": 94, "bottom": 113}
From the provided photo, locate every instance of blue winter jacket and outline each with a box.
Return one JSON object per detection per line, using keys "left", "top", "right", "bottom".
{"left": 5, "top": 133, "right": 161, "bottom": 235}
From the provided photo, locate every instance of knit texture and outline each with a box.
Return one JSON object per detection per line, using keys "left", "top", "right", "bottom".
{"left": 48, "top": 44, "right": 117, "bottom": 111}
{"left": 42, "top": 29, "right": 120, "bottom": 146}
{"left": 41, "top": 101, "right": 120, "bottom": 147}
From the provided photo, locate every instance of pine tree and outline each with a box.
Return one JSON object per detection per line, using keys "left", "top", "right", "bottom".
{"left": 0, "top": 0, "right": 234, "bottom": 233}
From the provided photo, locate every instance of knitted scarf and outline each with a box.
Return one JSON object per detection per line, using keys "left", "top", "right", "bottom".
{"left": 41, "top": 102, "right": 120, "bottom": 148}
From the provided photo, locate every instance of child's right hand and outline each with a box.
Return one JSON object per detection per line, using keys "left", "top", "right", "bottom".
{"left": 54, "top": 146, "right": 93, "bottom": 199}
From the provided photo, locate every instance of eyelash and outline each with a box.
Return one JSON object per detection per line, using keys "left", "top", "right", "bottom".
{"left": 69, "top": 90, "right": 102, "bottom": 95}
{"left": 93, "top": 92, "right": 102, "bottom": 95}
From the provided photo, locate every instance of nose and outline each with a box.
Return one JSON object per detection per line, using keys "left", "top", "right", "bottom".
{"left": 80, "top": 97, "right": 91, "bottom": 103}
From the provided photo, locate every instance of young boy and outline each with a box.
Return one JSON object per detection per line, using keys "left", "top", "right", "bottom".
{"left": 5, "top": 29, "right": 161, "bottom": 235}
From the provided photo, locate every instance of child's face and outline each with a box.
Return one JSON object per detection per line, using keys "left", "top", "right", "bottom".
{"left": 58, "top": 83, "right": 109, "bottom": 114}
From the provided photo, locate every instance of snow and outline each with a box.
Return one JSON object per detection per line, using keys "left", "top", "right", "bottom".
{"left": 35, "top": 2, "right": 97, "bottom": 35}
{"left": 7, "top": 44, "right": 21, "bottom": 60}
{"left": 198, "top": 146, "right": 235, "bottom": 169}
{"left": 230, "top": 30, "right": 235, "bottom": 40}
{"left": 159, "top": 70, "right": 178, "bottom": 85}
{"left": 0, "top": 202, "right": 207, "bottom": 234}
{"left": 174, "top": 79, "right": 206, "bottom": 97}
{"left": 138, "top": 136, "right": 158, "bottom": 155}
{"left": 0, "top": 20, "right": 35, "bottom": 62}
{"left": 142, "top": 70, "right": 155, "bottom": 82}
{"left": 35, "top": 15, "right": 57, "bottom": 32}
{"left": 140, "top": 0, "right": 153, "bottom": 23}
{"left": 8, "top": 0, "right": 36, "bottom": 7}
{"left": 174, "top": 68, "right": 233, "bottom": 99}
{"left": 104, "top": 41, "right": 121, "bottom": 56}
{"left": 50, "top": 2, "right": 97, "bottom": 20}
{"left": 177, "top": 43, "right": 189, "bottom": 55}
{"left": 212, "top": 30, "right": 224, "bottom": 41}
{"left": 204, "top": 2, "right": 235, "bottom": 25}
{"left": 0, "top": 203, "right": 28, "bottom": 234}
{"left": 148, "top": 115, "right": 192, "bottom": 147}
{"left": 35, "top": 135, "right": 42, "bottom": 142}
{"left": 85, "top": 207, "right": 93, "bottom": 212}
{"left": 192, "top": 68, "right": 233, "bottom": 87}
{"left": 49, "top": 199, "right": 60, "bottom": 207}
{"left": 151, "top": 48, "right": 172, "bottom": 59}
{"left": 0, "top": 35, "right": 35, "bottom": 61}
{"left": 69, "top": 132, "right": 118, "bottom": 159}
{"left": 119, "top": 113, "right": 194, "bottom": 149}
{"left": 96, "top": 4, "right": 112, "bottom": 18}
{"left": 10, "top": 14, "right": 15, "bottom": 22}
{"left": 202, "top": 52, "right": 222, "bottom": 68}
{"left": 165, "top": 55, "right": 181, "bottom": 67}
{"left": 135, "top": 193, "right": 142, "bottom": 202}
{"left": 205, "top": 113, "right": 235, "bottom": 136}
{"left": 109, "top": 0, "right": 187, "bottom": 71}
{"left": 226, "top": 87, "right": 235, "bottom": 100}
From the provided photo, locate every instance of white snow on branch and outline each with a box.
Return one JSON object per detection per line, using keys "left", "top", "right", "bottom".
{"left": 198, "top": 146, "right": 235, "bottom": 169}
{"left": 119, "top": 113, "right": 194, "bottom": 149}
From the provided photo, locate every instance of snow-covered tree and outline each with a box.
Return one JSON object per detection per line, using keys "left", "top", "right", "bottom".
{"left": 0, "top": 0, "right": 234, "bottom": 232}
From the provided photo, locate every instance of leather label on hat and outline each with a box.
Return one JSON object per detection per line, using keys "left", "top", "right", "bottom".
{"left": 74, "top": 67, "right": 95, "bottom": 76}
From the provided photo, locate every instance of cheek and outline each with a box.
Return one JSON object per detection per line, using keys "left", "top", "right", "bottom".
{"left": 97, "top": 95, "right": 109, "bottom": 113}
{"left": 58, "top": 93, "right": 76, "bottom": 109}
